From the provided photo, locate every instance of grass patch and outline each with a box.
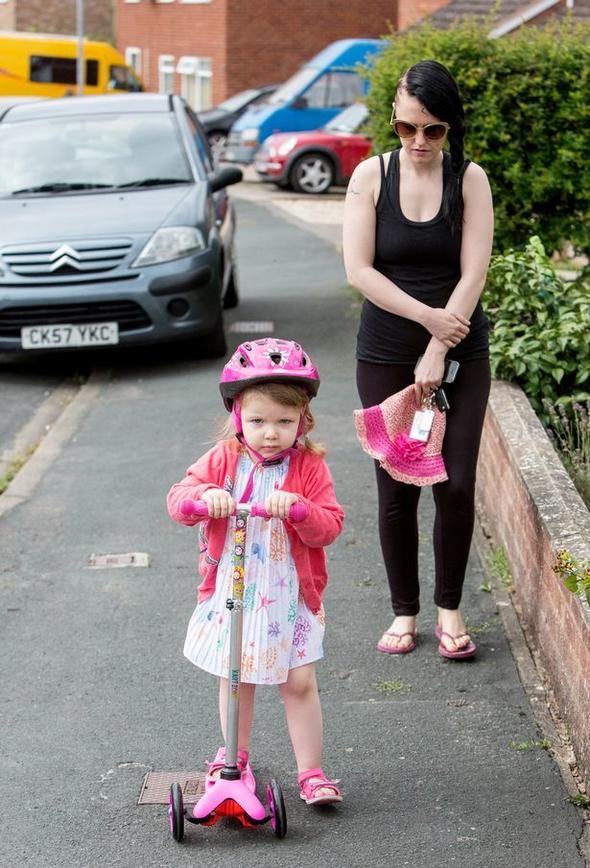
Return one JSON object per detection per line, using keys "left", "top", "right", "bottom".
{"left": 465, "top": 620, "right": 494, "bottom": 637}
{"left": 567, "top": 793, "right": 590, "bottom": 809}
{"left": 0, "top": 446, "right": 37, "bottom": 495}
{"left": 373, "top": 679, "right": 410, "bottom": 695}
{"left": 486, "top": 547, "right": 514, "bottom": 593}
{"left": 508, "top": 738, "right": 551, "bottom": 751}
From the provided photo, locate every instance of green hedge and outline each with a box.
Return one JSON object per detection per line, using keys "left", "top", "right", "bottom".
{"left": 364, "top": 17, "right": 590, "bottom": 255}
{"left": 485, "top": 236, "right": 590, "bottom": 420}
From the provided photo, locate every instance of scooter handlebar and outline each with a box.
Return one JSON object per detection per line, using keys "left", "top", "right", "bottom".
{"left": 179, "top": 499, "right": 308, "bottom": 523}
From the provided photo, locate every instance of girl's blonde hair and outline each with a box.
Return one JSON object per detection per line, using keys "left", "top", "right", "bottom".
{"left": 217, "top": 382, "right": 325, "bottom": 456}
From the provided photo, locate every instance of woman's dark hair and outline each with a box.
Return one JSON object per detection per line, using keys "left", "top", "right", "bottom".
{"left": 397, "top": 60, "right": 466, "bottom": 234}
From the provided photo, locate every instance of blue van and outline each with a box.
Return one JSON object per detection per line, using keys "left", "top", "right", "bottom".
{"left": 223, "top": 38, "right": 385, "bottom": 164}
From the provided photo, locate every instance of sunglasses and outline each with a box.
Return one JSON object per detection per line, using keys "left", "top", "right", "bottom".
{"left": 390, "top": 112, "right": 450, "bottom": 141}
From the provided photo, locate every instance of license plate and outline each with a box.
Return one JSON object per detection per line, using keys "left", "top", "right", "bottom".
{"left": 21, "top": 322, "right": 119, "bottom": 349}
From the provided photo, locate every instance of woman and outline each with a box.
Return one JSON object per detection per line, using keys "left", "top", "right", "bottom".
{"left": 343, "top": 60, "right": 494, "bottom": 658}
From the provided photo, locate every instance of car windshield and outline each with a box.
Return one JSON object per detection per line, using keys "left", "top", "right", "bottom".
{"left": 216, "top": 89, "right": 260, "bottom": 113}
{"left": 325, "top": 103, "right": 368, "bottom": 133}
{"left": 0, "top": 112, "right": 192, "bottom": 197}
{"left": 266, "top": 67, "right": 318, "bottom": 105}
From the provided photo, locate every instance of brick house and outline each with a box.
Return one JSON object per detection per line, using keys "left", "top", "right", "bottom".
{"left": 0, "top": 0, "right": 113, "bottom": 42}
{"left": 115, "top": 0, "right": 450, "bottom": 110}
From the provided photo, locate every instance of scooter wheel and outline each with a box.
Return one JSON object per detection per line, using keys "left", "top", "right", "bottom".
{"left": 267, "top": 778, "right": 287, "bottom": 839}
{"left": 168, "top": 782, "right": 184, "bottom": 842}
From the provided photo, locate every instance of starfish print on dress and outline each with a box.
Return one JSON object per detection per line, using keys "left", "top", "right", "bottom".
{"left": 297, "top": 649, "right": 306, "bottom": 659}
{"left": 255, "top": 592, "right": 276, "bottom": 613}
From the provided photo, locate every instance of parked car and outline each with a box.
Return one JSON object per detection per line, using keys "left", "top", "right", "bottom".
{"left": 198, "top": 85, "right": 277, "bottom": 157}
{"left": 0, "top": 93, "right": 242, "bottom": 357}
{"left": 253, "top": 102, "right": 371, "bottom": 194}
{"left": 0, "top": 31, "right": 143, "bottom": 98}
{"left": 224, "top": 38, "right": 384, "bottom": 164}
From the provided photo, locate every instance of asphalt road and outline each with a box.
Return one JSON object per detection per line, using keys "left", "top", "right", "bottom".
{"left": 0, "top": 194, "right": 585, "bottom": 867}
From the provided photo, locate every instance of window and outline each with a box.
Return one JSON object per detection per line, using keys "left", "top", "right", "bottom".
{"left": 176, "top": 56, "right": 212, "bottom": 111}
{"left": 184, "top": 107, "right": 213, "bottom": 173}
{"left": 327, "top": 72, "right": 364, "bottom": 108}
{"left": 300, "top": 71, "right": 363, "bottom": 109}
{"left": 30, "top": 55, "right": 98, "bottom": 87}
{"left": 158, "top": 55, "right": 175, "bottom": 94}
{"left": 125, "top": 47, "right": 142, "bottom": 77}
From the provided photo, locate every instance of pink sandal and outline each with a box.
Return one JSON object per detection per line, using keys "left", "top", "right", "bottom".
{"left": 298, "top": 767, "right": 343, "bottom": 806}
{"left": 435, "top": 624, "right": 477, "bottom": 660}
{"left": 206, "top": 746, "right": 256, "bottom": 792}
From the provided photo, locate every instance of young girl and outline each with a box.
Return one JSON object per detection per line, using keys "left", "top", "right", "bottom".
{"left": 167, "top": 338, "right": 344, "bottom": 806}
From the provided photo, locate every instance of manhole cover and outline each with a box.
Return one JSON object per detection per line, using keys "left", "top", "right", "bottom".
{"left": 88, "top": 552, "right": 150, "bottom": 569}
{"left": 138, "top": 771, "right": 205, "bottom": 805}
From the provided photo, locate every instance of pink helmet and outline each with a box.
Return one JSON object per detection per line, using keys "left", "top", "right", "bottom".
{"left": 219, "top": 337, "right": 320, "bottom": 411}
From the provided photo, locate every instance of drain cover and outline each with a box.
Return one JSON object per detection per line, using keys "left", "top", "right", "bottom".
{"left": 88, "top": 552, "right": 150, "bottom": 569}
{"left": 138, "top": 771, "right": 205, "bottom": 805}
{"left": 228, "top": 321, "right": 274, "bottom": 334}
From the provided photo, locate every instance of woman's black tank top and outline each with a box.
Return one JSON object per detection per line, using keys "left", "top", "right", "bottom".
{"left": 356, "top": 149, "right": 489, "bottom": 365}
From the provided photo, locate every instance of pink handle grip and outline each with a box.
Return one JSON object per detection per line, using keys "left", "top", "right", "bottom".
{"left": 179, "top": 499, "right": 308, "bottom": 523}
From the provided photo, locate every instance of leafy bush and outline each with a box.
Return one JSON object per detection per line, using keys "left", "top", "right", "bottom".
{"left": 553, "top": 549, "right": 590, "bottom": 607}
{"left": 484, "top": 236, "right": 590, "bottom": 420}
{"left": 364, "top": 17, "right": 590, "bottom": 254}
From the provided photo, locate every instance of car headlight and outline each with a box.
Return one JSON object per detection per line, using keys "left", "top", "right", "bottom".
{"left": 132, "top": 227, "right": 205, "bottom": 267}
{"left": 241, "top": 128, "right": 259, "bottom": 146}
{"left": 277, "top": 136, "right": 298, "bottom": 157}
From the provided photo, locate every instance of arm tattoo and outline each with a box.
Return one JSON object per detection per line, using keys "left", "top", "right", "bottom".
{"left": 347, "top": 177, "right": 361, "bottom": 196}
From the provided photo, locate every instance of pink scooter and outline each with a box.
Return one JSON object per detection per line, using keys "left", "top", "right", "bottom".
{"left": 168, "top": 498, "right": 308, "bottom": 843}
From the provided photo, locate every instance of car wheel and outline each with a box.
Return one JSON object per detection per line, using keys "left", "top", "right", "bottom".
{"left": 208, "top": 131, "right": 227, "bottom": 162}
{"left": 199, "top": 311, "right": 227, "bottom": 358}
{"left": 290, "top": 153, "right": 334, "bottom": 194}
{"left": 223, "top": 265, "right": 239, "bottom": 310}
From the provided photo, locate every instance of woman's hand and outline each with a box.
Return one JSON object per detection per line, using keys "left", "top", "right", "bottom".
{"left": 423, "top": 308, "right": 470, "bottom": 347}
{"left": 414, "top": 354, "right": 446, "bottom": 405}
{"left": 264, "top": 490, "right": 299, "bottom": 520}
{"left": 201, "top": 488, "right": 235, "bottom": 518}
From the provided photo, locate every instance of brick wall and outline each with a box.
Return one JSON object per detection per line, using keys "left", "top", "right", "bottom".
{"left": 16, "top": 0, "right": 113, "bottom": 42}
{"left": 397, "top": 0, "right": 452, "bottom": 30}
{"left": 0, "top": 0, "right": 16, "bottom": 30}
{"left": 476, "top": 381, "right": 590, "bottom": 785}
{"left": 224, "top": 0, "right": 396, "bottom": 96}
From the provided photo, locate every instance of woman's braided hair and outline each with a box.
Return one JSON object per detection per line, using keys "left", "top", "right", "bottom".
{"left": 396, "top": 60, "right": 466, "bottom": 235}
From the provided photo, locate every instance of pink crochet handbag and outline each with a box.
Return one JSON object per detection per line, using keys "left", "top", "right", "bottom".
{"left": 353, "top": 384, "right": 448, "bottom": 486}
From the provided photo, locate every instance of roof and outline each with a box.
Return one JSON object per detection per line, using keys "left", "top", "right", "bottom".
{"left": 422, "top": 0, "right": 590, "bottom": 33}
{"left": 1, "top": 93, "right": 173, "bottom": 122}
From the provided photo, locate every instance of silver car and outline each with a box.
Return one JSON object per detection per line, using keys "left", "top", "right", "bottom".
{"left": 0, "top": 93, "right": 242, "bottom": 356}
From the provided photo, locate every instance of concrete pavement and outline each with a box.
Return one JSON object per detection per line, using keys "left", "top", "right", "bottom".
{"left": 0, "top": 189, "right": 586, "bottom": 867}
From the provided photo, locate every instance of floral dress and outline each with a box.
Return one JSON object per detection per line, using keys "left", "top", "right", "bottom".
{"left": 183, "top": 453, "right": 325, "bottom": 685}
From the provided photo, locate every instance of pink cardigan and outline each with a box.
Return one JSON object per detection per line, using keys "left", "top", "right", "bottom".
{"left": 167, "top": 439, "right": 344, "bottom": 613}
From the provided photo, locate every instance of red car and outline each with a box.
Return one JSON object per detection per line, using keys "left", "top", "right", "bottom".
{"left": 253, "top": 103, "right": 371, "bottom": 195}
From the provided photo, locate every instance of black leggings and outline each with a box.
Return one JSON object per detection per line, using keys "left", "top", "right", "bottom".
{"left": 356, "top": 358, "right": 491, "bottom": 615}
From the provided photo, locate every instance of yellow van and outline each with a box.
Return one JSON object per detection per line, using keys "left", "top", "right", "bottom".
{"left": 0, "top": 31, "right": 143, "bottom": 97}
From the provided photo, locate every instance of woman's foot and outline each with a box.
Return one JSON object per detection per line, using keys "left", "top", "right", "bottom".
{"left": 436, "top": 608, "right": 476, "bottom": 659}
{"left": 376, "top": 615, "right": 417, "bottom": 654}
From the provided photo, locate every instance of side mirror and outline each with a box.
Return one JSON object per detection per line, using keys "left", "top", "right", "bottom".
{"left": 209, "top": 166, "right": 243, "bottom": 192}
{"left": 291, "top": 95, "right": 308, "bottom": 110}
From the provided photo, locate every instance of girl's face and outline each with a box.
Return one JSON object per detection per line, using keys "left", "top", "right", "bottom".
{"left": 392, "top": 89, "right": 448, "bottom": 165}
{"left": 239, "top": 391, "right": 302, "bottom": 458}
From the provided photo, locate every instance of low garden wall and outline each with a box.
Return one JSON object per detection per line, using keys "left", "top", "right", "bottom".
{"left": 476, "top": 380, "right": 590, "bottom": 786}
